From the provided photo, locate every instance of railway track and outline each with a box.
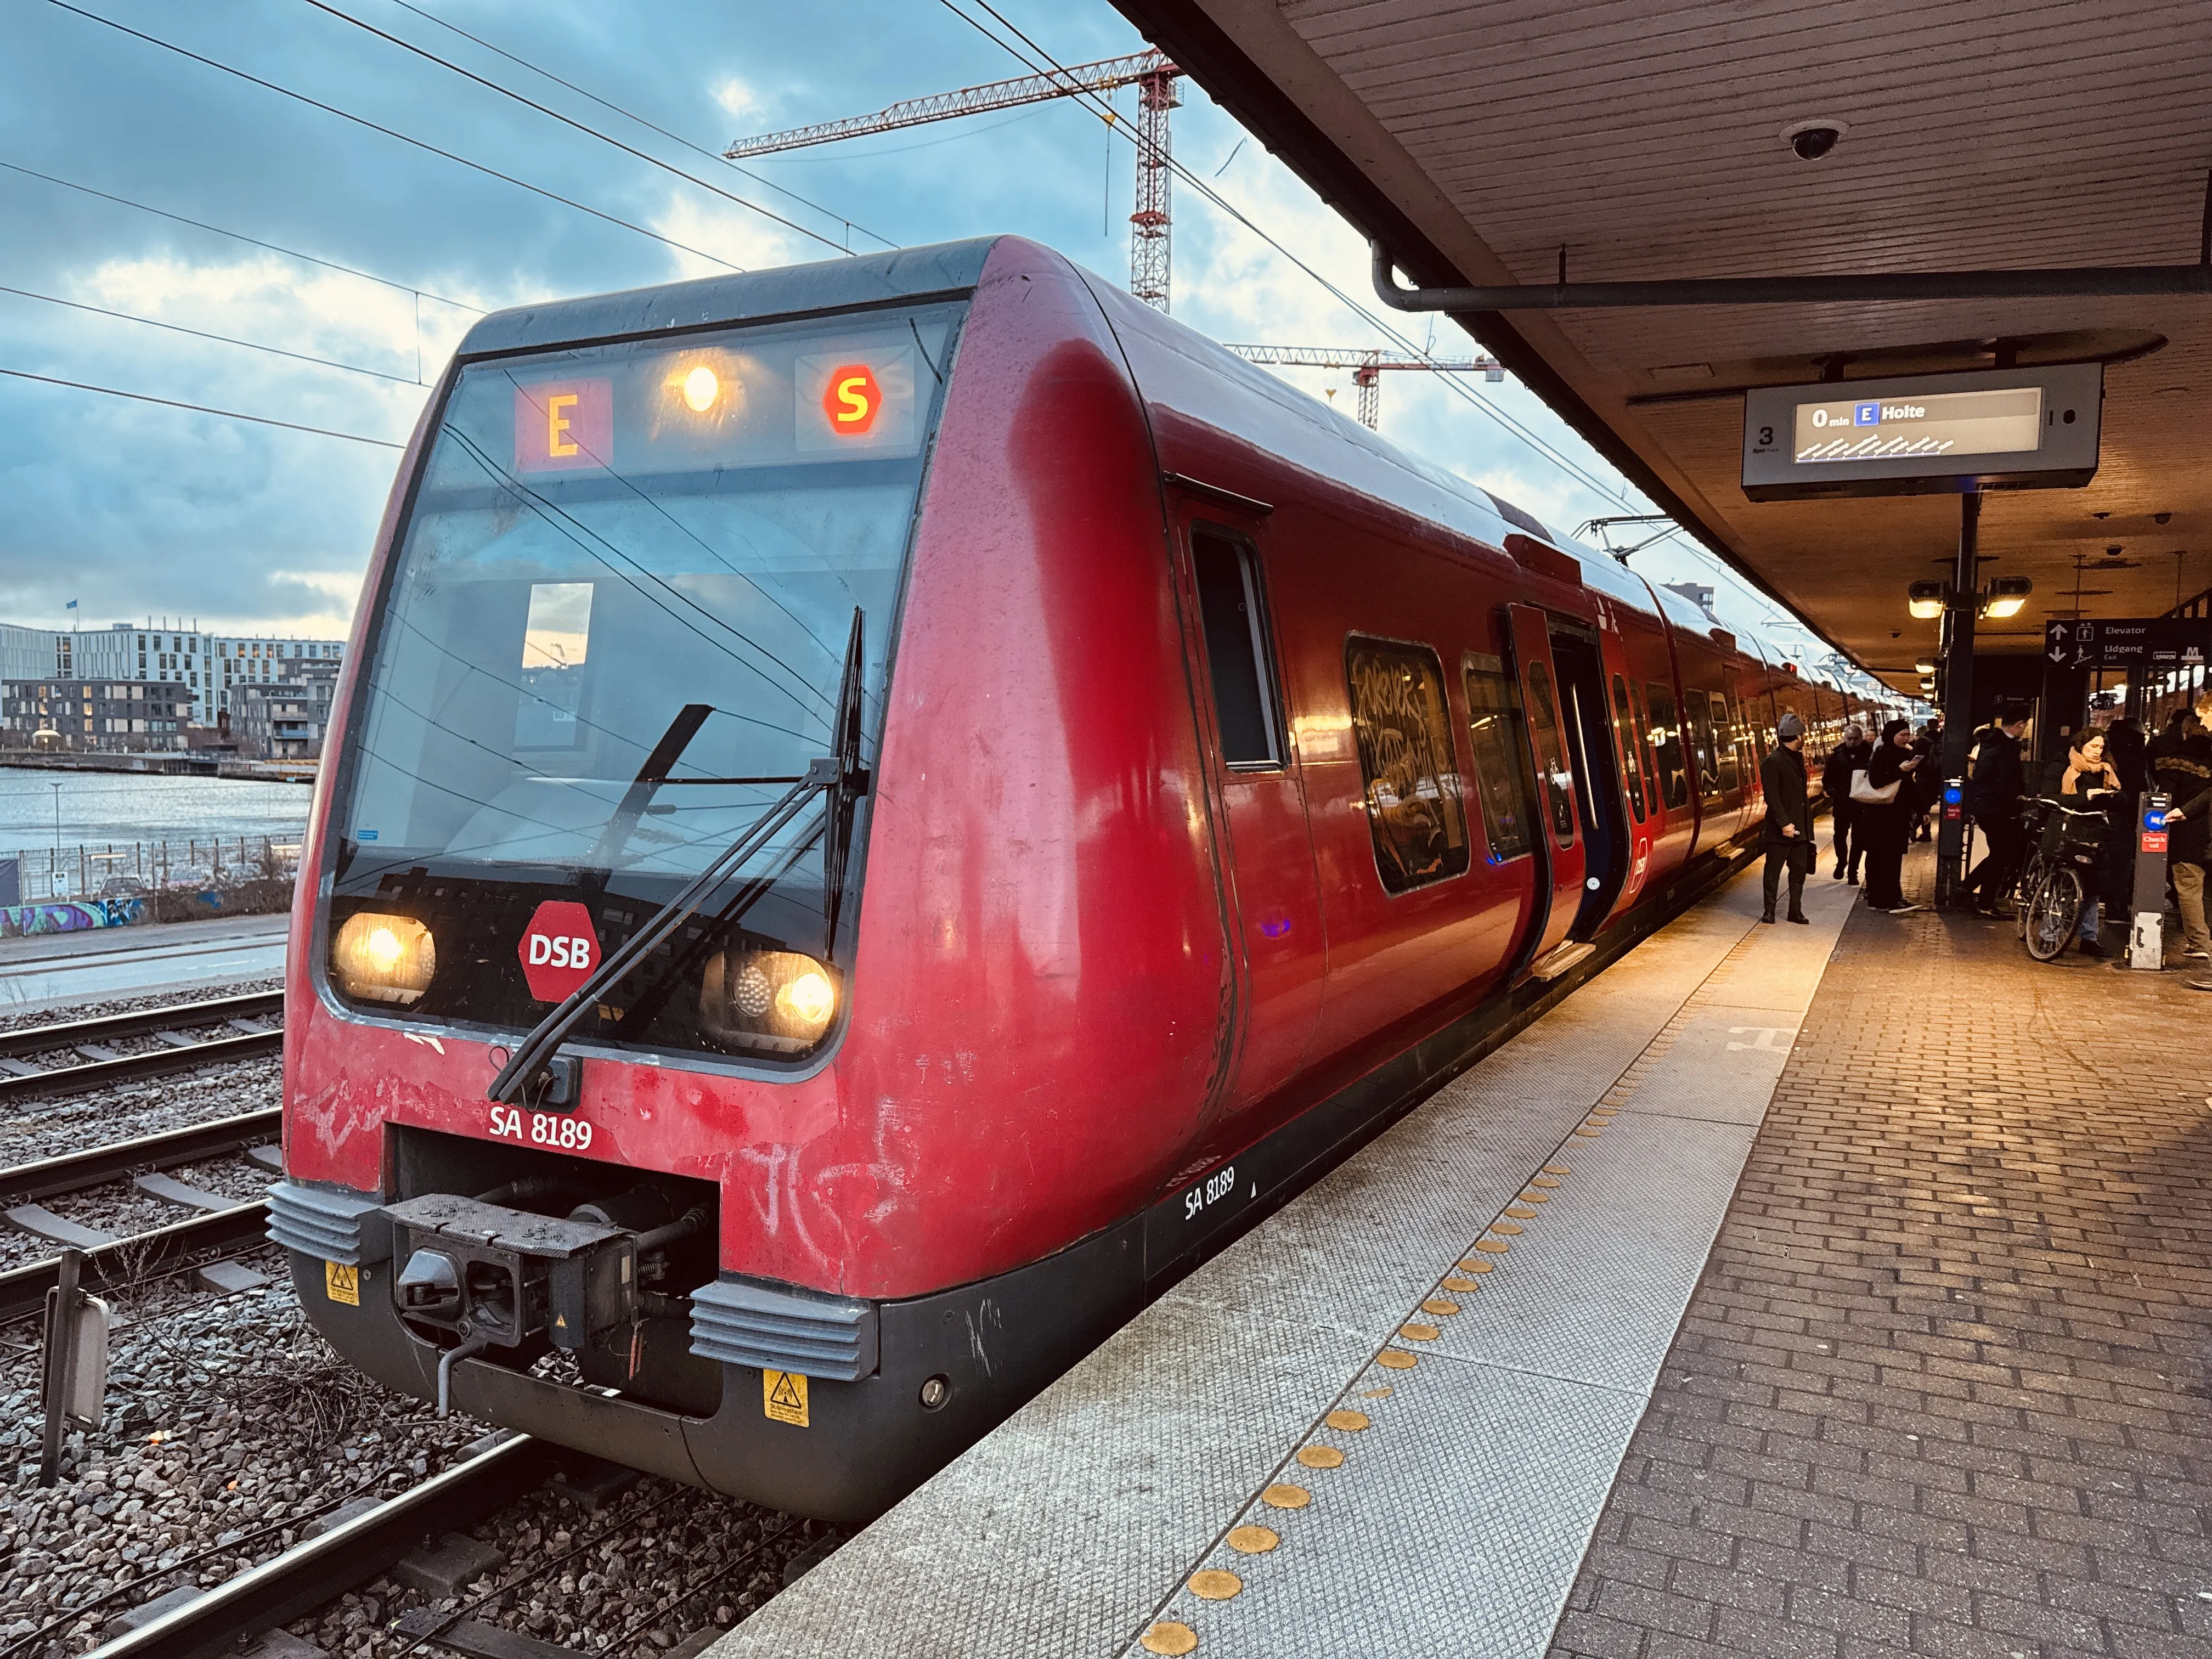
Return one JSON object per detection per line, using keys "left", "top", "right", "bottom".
{"left": 0, "top": 991, "right": 284, "bottom": 1103}
{"left": 0, "top": 1110, "right": 281, "bottom": 1323}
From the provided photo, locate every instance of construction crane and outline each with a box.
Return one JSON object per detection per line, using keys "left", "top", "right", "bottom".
{"left": 726, "top": 53, "right": 1182, "bottom": 310}
{"left": 1223, "top": 345, "right": 1504, "bottom": 430}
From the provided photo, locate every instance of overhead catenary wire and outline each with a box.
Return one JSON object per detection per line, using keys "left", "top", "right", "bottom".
{"left": 0, "top": 281, "right": 426, "bottom": 384}
{"left": 0, "top": 366, "right": 405, "bottom": 445}
{"left": 0, "top": 159, "right": 486, "bottom": 315}
{"left": 382, "top": 0, "right": 896, "bottom": 252}
{"left": 44, "top": 1, "right": 745, "bottom": 273}
{"left": 294, "top": 0, "right": 854, "bottom": 257}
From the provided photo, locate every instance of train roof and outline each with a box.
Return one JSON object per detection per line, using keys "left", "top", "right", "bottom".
{"left": 453, "top": 238, "right": 1003, "bottom": 360}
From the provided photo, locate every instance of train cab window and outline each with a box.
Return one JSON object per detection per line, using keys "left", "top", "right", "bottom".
{"left": 1715, "top": 695, "right": 1741, "bottom": 793}
{"left": 1610, "top": 673, "right": 1646, "bottom": 823}
{"left": 1190, "top": 528, "right": 1284, "bottom": 769}
{"left": 1345, "top": 636, "right": 1470, "bottom": 893}
{"left": 1462, "top": 657, "right": 1535, "bottom": 861}
{"left": 1522, "top": 660, "right": 1577, "bottom": 849}
{"left": 1685, "top": 689, "right": 1722, "bottom": 802}
{"left": 1646, "top": 682, "right": 1689, "bottom": 810}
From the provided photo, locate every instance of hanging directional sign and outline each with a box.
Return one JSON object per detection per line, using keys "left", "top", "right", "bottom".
{"left": 2044, "top": 617, "right": 2211, "bottom": 669}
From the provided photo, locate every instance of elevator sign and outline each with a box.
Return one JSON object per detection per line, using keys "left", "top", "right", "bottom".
{"left": 1742, "top": 363, "right": 2102, "bottom": 500}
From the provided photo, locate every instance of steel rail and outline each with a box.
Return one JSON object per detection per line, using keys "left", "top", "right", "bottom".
{"left": 0, "top": 1109, "right": 280, "bottom": 1207}
{"left": 85, "top": 1435, "right": 557, "bottom": 1659}
{"left": 0, "top": 992, "right": 282, "bottom": 1059}
{"left": 0, "top": 1031, "right": 283, "bottom": 1104}
{"left": 0, "top": 1201, "right": 269, "bottom": 1324}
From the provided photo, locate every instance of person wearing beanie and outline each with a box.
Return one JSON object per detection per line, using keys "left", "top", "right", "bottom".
{"left": 1759, "top": 710, "right": 1814, "bottom": 924}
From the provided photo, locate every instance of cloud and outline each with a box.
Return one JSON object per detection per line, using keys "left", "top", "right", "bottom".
{"left": 713, "top": 75, "right": 766, "bottom": 123}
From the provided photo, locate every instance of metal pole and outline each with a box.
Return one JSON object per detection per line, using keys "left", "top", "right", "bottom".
{"left": 39, "top": 1246, "right": 82, "bottom": 1487}
{"left": 1936, "top": 493, "right": 1981, "bottom": 909}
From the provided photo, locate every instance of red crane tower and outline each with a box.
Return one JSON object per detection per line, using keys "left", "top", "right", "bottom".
{"left": 725, "top": 53, "right": 1182, "bottom": 311}
{"left": 1223, "top": 345, "right": 1504, "bottom": 430}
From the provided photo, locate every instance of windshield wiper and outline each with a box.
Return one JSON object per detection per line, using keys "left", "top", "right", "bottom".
{"left": 488, "top": 608, "right": 870, "bottom": 1108}
{"left": 584, "top": 702, "right": 713, "bottom": 872}
{"left": 819, "top": 608, "right": 870, "bottom": 959}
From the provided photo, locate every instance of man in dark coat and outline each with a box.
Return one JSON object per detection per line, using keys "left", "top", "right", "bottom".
{"left": 2150, "top": 708, "right": 2212, "bottom": 962}
{"left": 1760, "top": 711, "right": 1814, "bottom": 924}
{"left": 1962, "top": 702, "right": 2031, "bottom": 916}
{"left": 1822, "top": 722, "right": 1872, "bottom": 884}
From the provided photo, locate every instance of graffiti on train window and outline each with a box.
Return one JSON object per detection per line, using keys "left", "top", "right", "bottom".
{"left": 1345, "top": 637, "right": 1471, "bottom": 894}
{"left": 1520, "top": 659, "right": 1578, "bottom": 849}
{"left": 1684, "top": 688, "right": 1722, "bottom": 802}
{"left": 1645, "top": 682, "right": 1689, "bottom": 810}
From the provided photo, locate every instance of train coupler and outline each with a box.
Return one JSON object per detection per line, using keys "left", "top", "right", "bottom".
{"left": 387, "top": 1193, "right": 636, "bottom": 1356}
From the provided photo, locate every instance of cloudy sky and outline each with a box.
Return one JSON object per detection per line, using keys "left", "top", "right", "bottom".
{"left": 1, "top": 0, "right": 1830, "bottom": 660}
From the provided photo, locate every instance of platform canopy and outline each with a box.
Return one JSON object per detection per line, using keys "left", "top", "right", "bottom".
{"left": 1114, "top": 0, "right": 2212, "bottom": 690}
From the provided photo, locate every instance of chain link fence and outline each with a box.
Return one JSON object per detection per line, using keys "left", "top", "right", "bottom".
{"left": 0, "top": 833, "right": 304, "bottom": 909}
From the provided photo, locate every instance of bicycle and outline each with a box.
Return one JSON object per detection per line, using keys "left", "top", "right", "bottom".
{"left": 2021, "top": 798, "right": 2114, "bottom": 962}
{"left": 2011, "top": 795, "right": 2058, "bottom": 938}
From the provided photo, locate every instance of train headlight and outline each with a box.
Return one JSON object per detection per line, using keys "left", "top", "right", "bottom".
{"left": 331, "top": 912, "right": 437, "bottom": 1006}
{"left": 700, "top": 949, "right": 838, "bottom": 1054}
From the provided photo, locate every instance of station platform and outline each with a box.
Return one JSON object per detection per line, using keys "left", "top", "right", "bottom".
{"left": 0, "top": 911, "right": 288, "bottom": 1011}
{"left": 715, "top": 832, "right": 2212, "bottom": 1658}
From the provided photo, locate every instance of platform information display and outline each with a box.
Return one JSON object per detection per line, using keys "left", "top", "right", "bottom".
{"left": 1742, "top": 363, "right": 2101, "bottom": 500}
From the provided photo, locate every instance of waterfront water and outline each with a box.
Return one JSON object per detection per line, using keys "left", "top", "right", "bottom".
{"left": 0, "top": 766, "right": 309, "bottom": 852}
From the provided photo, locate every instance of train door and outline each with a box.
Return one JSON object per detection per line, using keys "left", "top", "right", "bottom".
{"left": 1178, "top": 515, "right": 1325, "bottom": 1117}
{"left": 1502, "top": 605, "right": 1588, "bottom": 965}
{"left": 1597, "top": 623, "right": 1657, "bottom": 917}
{"left": 1547, "top": 623, "right": 1633, "bottom": 938}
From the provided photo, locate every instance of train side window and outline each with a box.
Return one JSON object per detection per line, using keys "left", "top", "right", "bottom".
{"left": 1629, "top": 680, "right": 1663, "bottom": 810}
{"left": 1610, "top": 673, "right": 1646, "bottom": 822}
{"left": 1462, "top": 658, "right": 1536, "bottom": 861}
{"left": 1522, "top": 660, "right": 1577, "bottom": 849}
{"left": 1716, "top": 695, "right": 1741, "bottom": 792}
{"left": 1685, "top": 689, "right": 1721, "bottom": 802}
{"left": 1344, "top": 635, "right": 1470, "bottom": 893}
{"left": 1190, "top": 528, "right": 1284, "bottom": 769}
{"left": 1646, "top": 682, "right": 1689, "bottom": 809}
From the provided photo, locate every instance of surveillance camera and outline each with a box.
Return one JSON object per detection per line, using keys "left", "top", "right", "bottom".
{"left": 1781, "top": 117, "right": 1848, "bottom": 161}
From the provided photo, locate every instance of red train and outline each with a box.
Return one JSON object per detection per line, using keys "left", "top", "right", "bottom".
{"left": 272, "top": 236, "right": 1899, "bottom": 1520}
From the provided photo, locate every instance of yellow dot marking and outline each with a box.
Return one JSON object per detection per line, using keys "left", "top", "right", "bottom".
{"left": 1474, "top": 1238, "right": 1511, "bottom": 1254}
{"left": 1399, "top": 1322, "right": 1440, "bottom": 1341}
{"left": 1141, "top": 1622, "right": 1198, "bottom": 1656}
{"left": 1359, "top": 1385, "right": 1394, "bottom": 1398}
{"left": 1189, "top": 1569, "right": 1243, "bottom": 1601}
{"left": 1297, "top": 1445, "right": 1345, "bottom": 1469}
{"left": 1420, "top": 1297, "right": 1460, "bottom": 1317}
{"left": 1492, "top": 1222, "right": 1524, "bottom": 1235}
{"left": 1455, "top": 1258, "right": 1494, "bottom": 1274}
{"left": 1377, "top": 1348, "right": 1418, "bottom": 1369}
{"left": 1227, "top": 1525, "right": 1279, "bottom": 1554}
{"left": 1531, "top": 1176, "right": 1562, "bottom": 1188}
{"left": 1441, "top": 1276, "right": 1482, "bottom": 1293}
{"left": 1262, "top": 1483, "right": 1311, "bottom": 1509}
{"left": 1519, "top": 1191, "right": 1550, "bottom": 1204}
{"left": 1505, "top": 1206, "right": 1538, "bottom": 1220}
{"left": 1325, "top": 1408, "right": 1370, "bottom": 1431}
{"left": 1573, "top": 1127, "right": 1602, "bottom": 1138}
{"left": 1544, "top": 1164, "right": 1571, "bottom": 1176}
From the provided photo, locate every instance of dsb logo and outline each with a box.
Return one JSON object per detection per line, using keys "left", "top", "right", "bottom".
{"left": 518, "top": 899, "right": 600, "bottom": 1002}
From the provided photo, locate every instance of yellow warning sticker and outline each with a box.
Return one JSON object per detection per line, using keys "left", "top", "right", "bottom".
{"left": 763, "top": 1369, "right": 809, "bottom": 1427}
{"left": 324, "top": 1261, "right": 360, "bottom": 1306}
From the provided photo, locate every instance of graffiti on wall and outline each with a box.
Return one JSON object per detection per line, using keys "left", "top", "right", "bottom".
{"left": 0, "top": 898, "right": 148, "bottom": 939}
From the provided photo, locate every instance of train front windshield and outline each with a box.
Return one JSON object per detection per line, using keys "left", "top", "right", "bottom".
{"left": 329, "top": 302, "right": 964, "bottom": 1060}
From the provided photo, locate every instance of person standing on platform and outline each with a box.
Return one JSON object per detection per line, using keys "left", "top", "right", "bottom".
{"left": 2150, "top": 708, "right": 2212, "bottom": 963}
{"left": 1824, "top": 722, "right": 1872, "bottom": 884}
{"left": 1760, "top": 712, "right": 1814, "bottom": 925}
{"left": 2059, "top": 731, "right": 2127, "bottom": 958}
{"left": 1859, "top": 718, "right": 1925, "bottom": 914}
{"left": 1963, "top": 702, "right": 2032, "bottom": 916}
{"left": 1909, "top": 719, "right": 1940, "bottom": 843}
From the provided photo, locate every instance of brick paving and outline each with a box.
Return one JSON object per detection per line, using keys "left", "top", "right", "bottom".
{"left": 1546, "top": 845, "right": 2212, "bottom": 1659}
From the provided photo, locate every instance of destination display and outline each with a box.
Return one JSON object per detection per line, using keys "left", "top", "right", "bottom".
{"left": 1742, "top": 364, "right": 2102, "bottom": 500}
